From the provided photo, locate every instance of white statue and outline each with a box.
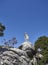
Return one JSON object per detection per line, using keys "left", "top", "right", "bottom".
{"left": 24, "top": 32, "right": 29, "bottom": 41}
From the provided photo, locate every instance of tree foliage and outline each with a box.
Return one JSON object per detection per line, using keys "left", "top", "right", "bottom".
{"left": 0, "top": 23, "right": 5, "bottom": 36}
{"left": 4, "top": 37, "right": 17, "bottom": 48}
{"left": 35, "top": 36, "right": 48, "bottom": 64}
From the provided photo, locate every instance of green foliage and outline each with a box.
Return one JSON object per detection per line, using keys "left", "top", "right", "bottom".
{"left": 35, "top": 36, "right": 48, "bottom": 64}
{"left": 35, "top": 36, "right": 48, "bottom": 50}
{"left": 0, "top": 32, "right": 4, "bottom": 36}
{"left": 0, "top": 23, "right": 5, "bottom": 36}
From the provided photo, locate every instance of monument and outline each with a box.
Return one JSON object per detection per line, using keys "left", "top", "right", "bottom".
{"left": 24, "top": 32, "right": 29, "bottom": 41}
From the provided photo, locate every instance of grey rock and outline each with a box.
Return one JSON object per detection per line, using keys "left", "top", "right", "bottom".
{"left": 19, "top": 41, "right": 36, "bottom": 58}
{"left": 19, "top": 41, "right": 35, "bottom": 50}
{"left": 0, "top": 43, "right": 43, "bottom": 65}
{"left": 0, "top": 47, "right": 30, "bottom": 65}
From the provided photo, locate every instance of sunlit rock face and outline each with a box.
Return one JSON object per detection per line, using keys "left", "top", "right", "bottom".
{"left": 19, "top": 41, "right": 36, "bottom": 58}
{"left": 0, "top": 44, "right": 43, "bottom": 65}
{"left": 19, "top": 41, "right": 35, "bottom": 50}
{"left": 0, "top": 41, "right": 36, "bottom": 65}
{"left": 0, "top": 47, "right": 30, "bottom": 65}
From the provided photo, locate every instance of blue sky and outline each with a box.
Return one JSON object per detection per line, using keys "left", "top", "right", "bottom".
{"left": 0, "top": 0, "right": 48, "bottom": 47}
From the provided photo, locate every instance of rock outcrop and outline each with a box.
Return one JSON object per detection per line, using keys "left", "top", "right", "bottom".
{"left": 0, "top": 47, "right": 30, "bottom": 65}
{"left": 19, "top": 41, "right": 36, "bottom": 58}
{"left": 0, "top": 42, "right": 43, "bottom": 65}
{"left": 0, "top": 41, "right": 37, "bottom": 65}
{"left": 0, "top": 33, "right": 43, "bottom": 65}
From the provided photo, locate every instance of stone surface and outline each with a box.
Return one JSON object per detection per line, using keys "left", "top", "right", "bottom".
{"left": 0, "top": 47, "right": 30, "bottom": 65}
{"left": 19, "top": 41, "right": 35, "bottom": 50}
{"left": 19, "top": 41, "right": 36, "bottom": 58}
{"left": 0, "top": 44, "right": 43, "bottom": 65}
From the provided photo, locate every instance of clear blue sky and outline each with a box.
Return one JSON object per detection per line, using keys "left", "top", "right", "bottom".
{"left": 0, "top": 0, "right": 48, "bottom": 47}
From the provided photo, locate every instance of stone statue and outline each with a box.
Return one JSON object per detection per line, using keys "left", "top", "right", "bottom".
{"left": 24, "top": 32, "right": 29, "bottom": 41}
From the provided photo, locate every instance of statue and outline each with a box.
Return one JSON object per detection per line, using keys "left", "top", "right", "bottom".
{"left": 24, "top": 32, "right": 29, "bottom": 41}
